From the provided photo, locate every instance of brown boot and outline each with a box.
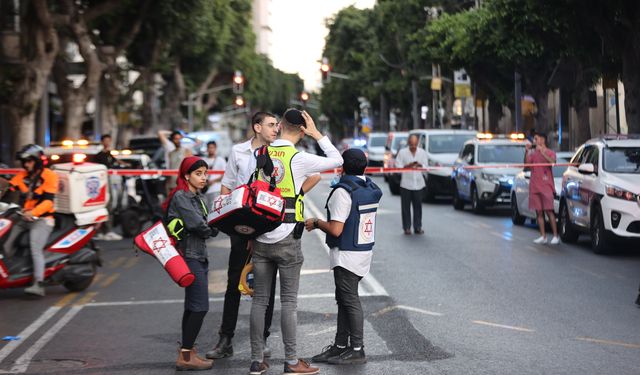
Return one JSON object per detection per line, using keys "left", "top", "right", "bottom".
{"left": 176, "top": 347, "right": 214, "bottom": 371}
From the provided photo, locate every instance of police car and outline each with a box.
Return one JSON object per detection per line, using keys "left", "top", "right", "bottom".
{"left": 451, "top": 133, "right": 527, "bottom": 213}
{"left": 559, "top": 135, "right": 640, "bottom": 254}
{"left": 511, "top": 151, "right": 574, "bottom": 224}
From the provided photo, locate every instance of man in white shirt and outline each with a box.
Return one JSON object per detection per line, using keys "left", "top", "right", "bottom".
{"left": 202, "top": 140, "right": 227, "bottom": 208}
{"left": 304, "top": 148, "right": 382, "bottom": 366}
{"left": 395, "top": 134, "right": 428, "bottom": 235}
{"left": 158, "top": 130, "right": 192, "bottom": 193}
{"left": 248, "top": 109, "right": 343, "bottom": 375}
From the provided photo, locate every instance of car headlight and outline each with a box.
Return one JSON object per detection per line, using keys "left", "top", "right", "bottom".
{"left": 481, "top": 172, "right": 500, "bottom": 183}
{"left": 606, "top": 185, "right": 638, "bottom": 202}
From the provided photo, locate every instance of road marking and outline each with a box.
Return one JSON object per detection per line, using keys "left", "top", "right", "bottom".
{"left": 0, "top": 307, "right": 60, "bottom": 364}
{"left": 571, "top": 265, "right": 606, "bottom": 279}
{"left": 75, "top": 292, "right": 98, "bottom": 306}
{"left": 305, "top": 199, "right": 388, "bottom": 297}
{"left": 307, "top": 327, "right": 336, "bottom": 336}
{"left": 99, "top": 273, "right": 120, "bottom": 288}
{"left": 300, "top": 269, "right": 331, "bottom": 276}
{"left": 576, "top": 337, "right": 640, "bottom": 349}
{"left": 9, "top": 306, "right": 84, "bottom": 373}
{"left": 472, "top": 320, "right": 535, "bottom": 332}
{"left": 123, "top": 256, "right": 139, "bottom": 269}
{"left": 372, "top": 305, "right": 444, "bottom": 318}
{"left": 478, "top": 222, "right": 492, "bottom": 229}
{"left": 108, "top": 256, "right": 127, "bottom": 268}
{"left": 53, "top": 292, "right": 78, "bottom": 307}
{"left": 92, "top": 273, "right": 104, "bottom": 284}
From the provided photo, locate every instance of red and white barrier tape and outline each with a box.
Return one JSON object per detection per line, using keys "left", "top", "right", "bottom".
{"left": 0, "top": 163, "right": 576, "bottom": 177}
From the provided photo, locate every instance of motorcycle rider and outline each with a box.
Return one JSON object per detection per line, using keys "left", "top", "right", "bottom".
{"left": 3, "top": 144, "right": 59, "bottom": 296}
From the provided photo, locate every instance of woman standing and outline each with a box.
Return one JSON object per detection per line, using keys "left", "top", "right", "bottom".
{"left": 163, "top": 156, "right": 217, "bottom": 371}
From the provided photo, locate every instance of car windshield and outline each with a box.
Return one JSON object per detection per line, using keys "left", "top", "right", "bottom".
{"left": 429, "top": 134, "right": 475, "bottom": 154}
{"left": 368, "top": 136, "right": 386, "bottom": 147}
{"left": 477, "top": 144, "right": 525, "bottom": 163}
{"left": 392, "top": 136, "right": 407, "bottom": 151}
{"left": 603, "top": 147, "right": 640, "bottom": 173}
{"left": 552, "top": 157, "right": 571, "bottom": 177}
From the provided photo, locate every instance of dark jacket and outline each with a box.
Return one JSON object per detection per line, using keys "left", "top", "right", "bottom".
{"left": 167, "top": 190, "right": 212, "bottom": 261}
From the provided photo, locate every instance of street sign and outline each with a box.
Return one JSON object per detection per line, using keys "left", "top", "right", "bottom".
{"left": 454, "top": 69, "right": 471, "bottom": 98}
{"left": 431, "top": 77, "right": 442, "bottom": 91}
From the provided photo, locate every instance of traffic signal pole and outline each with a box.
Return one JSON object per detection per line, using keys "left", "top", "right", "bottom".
{"left": 186, "top": 84, "right": 233, "bottom": 132}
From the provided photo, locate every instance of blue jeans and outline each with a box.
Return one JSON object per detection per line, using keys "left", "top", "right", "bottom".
{"left": 250, "top": 233, "right": 303, "bottom": 362}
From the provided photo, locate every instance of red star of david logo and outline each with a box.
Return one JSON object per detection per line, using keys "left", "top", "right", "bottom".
{"left": 267, "top": 196, "right": 278, "bottom": 207}
{"left": 213, "top": 196, "right": 224, "bottom": 214}
{"left": 364, "top": 219, "right": 373, "bottom": 235}
{"left": 152, "top": 238, "right": 168, "bottom": 252}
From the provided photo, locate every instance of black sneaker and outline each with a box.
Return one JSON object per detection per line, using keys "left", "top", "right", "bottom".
{"left": 311, "top": 344, "right": 348, "bottom": 363}
{"left": 327, "top": 347, "right": 366, "bottom": 365}
{"left": 249, "top": 360, "right": 269, "bottom": 375}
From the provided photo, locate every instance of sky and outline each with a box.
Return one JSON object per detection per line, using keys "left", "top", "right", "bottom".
{"left": 270, "top": 0, "right": 375, "bottom": 91}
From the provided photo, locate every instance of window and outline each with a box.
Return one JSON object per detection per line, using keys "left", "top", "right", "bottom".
{"left": 460, "top": 144, "right": 474, "bottom": 163}
{"left": 477, "top": 145, "right": 525, "bottom": 163}
{"left": 428, "top": 134, "right": 476, "bottom": 154}
{"left": 603, "top": 147, "right": 640, "bottom": 173}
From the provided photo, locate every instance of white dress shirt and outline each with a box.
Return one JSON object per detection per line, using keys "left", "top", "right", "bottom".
{"left": 257, "top": 136, "right": 343, "bottom": 244}
{"left": 327, "top": 176, "right": 373, "bottom": 277}
{"left": 221, "top": 138, "right": 258, "bottom": 191}
{"left": 396, "top": 147, "right": 428, "bottom": 190}
{"left": 203, "top": 156, "right": 227, "bottom": 196}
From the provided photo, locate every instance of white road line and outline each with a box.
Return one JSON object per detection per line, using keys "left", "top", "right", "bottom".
{"left": 307, "top": 327, "right": 336, "bottom": 336}
{"left": 472, "top": 320, "right": 535, "bottom": 332}
{"left": 372, "top": 305, "right": 444, "bottom": 318}
{"left": 0, "top": 306, "right": 60, "bottom": 365}
{"left": 305, "top": 198, "right": 389, "bottom": 297}
{"left": 9, "top": 306, "right": 84, "bottom": 373}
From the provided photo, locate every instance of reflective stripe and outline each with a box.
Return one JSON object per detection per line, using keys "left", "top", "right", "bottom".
{"left": 284, "top": 209, "right": 296, "bottom": 213}
{"left": 359, "top": 203, "right": 379, "bottom": 210}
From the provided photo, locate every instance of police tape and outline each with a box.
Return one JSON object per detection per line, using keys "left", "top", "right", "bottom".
{"left": 0, "top": 163, "right": 576, "bottom": 177}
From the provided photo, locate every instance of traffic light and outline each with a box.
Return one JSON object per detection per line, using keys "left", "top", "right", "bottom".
{"left": 234, "top": 95, "right": 245, "bottom": 108}
{"left": 320, "top": 57, "right": 330, "bottom": 83}
{"left": 300, "top": 92, "right": 309, "bottom": 105}
{"left": 233, "top": 70, "right": 244, "bottom": 94}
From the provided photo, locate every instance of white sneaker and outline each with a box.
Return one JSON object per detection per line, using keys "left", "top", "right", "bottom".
{"left": 104, "top": 232, "right": 123, "bottom": 241}
{"left": 550, "top": 236, "right": 560, "bottom": 245}
{"left": 533, "top": 236, "right": 547, "bottom": 244}
{"left": 93, "top": 233, "right": 106, "bottom": 241}
{"left": 24, "top": 282, "right": 45, "bottom": 297}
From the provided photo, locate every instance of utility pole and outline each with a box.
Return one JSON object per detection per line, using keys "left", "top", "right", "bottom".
{"left": 411, "top": 80, "right": 419, "bottom": 130}
{"left": 514, "top": 71, "right": 522, "bottom": 133}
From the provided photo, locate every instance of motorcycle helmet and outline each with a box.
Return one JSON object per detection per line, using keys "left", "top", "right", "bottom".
{"left": 16, "top": 144, "right": 46, "bottom": 169}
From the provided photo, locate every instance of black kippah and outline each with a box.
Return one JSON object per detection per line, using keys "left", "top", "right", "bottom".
{"left": 283, "top": 109, "right": 305, "bottom": 126}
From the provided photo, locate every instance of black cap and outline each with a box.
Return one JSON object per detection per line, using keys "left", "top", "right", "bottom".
{"left": 342, "top": 148, "right": 367, "bottom": 175}
{"left": 283, "top": 109, "right": 305, "bottom": 126}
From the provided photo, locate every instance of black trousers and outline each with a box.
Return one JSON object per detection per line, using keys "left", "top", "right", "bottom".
{"left": 401, "top": 187, "right": 423, "bottom": 231}
{"left": 334, "top": 266, "right": 364, "bottom": 348}
{"left": 219, "top": 234, "right": 276, "bottom": 339}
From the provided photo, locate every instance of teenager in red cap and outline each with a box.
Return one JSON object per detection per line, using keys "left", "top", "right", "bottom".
{"left": 163, "top": 156, "right": 218, "bottom": 371}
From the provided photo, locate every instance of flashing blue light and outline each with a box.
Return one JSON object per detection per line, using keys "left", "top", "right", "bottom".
{"left": 507, "top": 178, "right": 514, "bottom": 185}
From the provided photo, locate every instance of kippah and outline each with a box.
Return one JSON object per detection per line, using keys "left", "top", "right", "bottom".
{"left": 283, "top": 109, "right": 305, "bottom": 126}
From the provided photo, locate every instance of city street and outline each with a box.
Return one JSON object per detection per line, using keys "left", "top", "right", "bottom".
{"left": 1, "top": 176, "right": 639, "bottom": 375}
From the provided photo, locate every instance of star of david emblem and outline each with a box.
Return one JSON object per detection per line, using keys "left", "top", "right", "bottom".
{"left": 364, "top": 219, "right": 373, "bottom": 235}
{"left": 152, "top": 238, "right": 168, "bottom": 252}
{"left": 213, "top": 196, "right": 224, "bottom": 214}
{"left": 267, "top": 196, "right": 278, "bottom": 207}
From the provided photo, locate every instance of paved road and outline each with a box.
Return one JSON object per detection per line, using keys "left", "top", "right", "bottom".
{"left": 1, "top": 176, "right": 639, "bottom": 374}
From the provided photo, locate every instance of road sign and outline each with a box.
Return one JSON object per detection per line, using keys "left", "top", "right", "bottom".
{"left": 431, "top": 78, "right": 442, "bottom": 91}
{"left": 454, "top": 69, "right": 471, "bottom": 98}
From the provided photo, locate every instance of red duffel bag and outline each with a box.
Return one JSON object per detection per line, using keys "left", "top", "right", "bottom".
{"left": 133, "top": 220, "right": 195, "bottom": 287}
{"left": 207, "top": 146, "right": 285, "bottom": 238}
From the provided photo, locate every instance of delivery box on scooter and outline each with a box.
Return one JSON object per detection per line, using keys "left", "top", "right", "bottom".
{"left": 52, "top": 163, "right": 109, "bottom": 214}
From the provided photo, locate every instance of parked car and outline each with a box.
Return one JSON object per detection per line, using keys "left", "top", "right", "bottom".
{"left": 365, "top": 132, "right": 388, "bottom": 167}
{"left": 188, "top": 130, "right": 232, "bottom": 159}
{"left": 511, "top": 151, "right": 574, "bottom": 225}
{"left": 410, "top": 129, "right": 477, "bottom": 201}
{"left": 559, "top": 135, "right": 640, "bottom": 254}
{"left": 451, "top": 133, "right": 527, "bottom": 213}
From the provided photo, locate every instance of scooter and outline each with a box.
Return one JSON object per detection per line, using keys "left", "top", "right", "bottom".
{"left": 0, "top": 202, "right": 103, "bottom": 292}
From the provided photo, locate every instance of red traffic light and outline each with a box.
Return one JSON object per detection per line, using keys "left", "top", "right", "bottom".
{"left": 233, "top": 70, "right": 244, "bottom": 93}
{"left": 300, "top": 92, "right": 309, "bottom": 102}
{"left": 234, "top": 95, "right": 245, "bottom": 107}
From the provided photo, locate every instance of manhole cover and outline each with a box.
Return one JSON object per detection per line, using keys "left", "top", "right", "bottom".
{"left": 25, "top": 359, "right": 87, "bottom": 372}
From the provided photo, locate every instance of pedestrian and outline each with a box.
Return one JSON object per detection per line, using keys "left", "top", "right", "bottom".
{"left": 3, "top": 144, "right": 58, "bottom": 296}
{"left": 305, "top": 148, "right": 382, "bottom": 365}
{"left": 525, "top": 132, "right": 559, "bottom": 244}
{"left": 202, "top": 140, "right": 226, "bottom": 208}
{"left": 248, "top": 109, "right": 342, "bottom": 375}
{"left": 93, "top": 134, "right": 123, "bottom": 241}
{"left": 163, "top": 156, "right": 217, "bottom": 371}
{"left": 159, "top": 130, "right": 192, "bottom": 193}
{"left": 395, "top": 134, "right": 428, "bottom": 235}
{"left": 206, "top": 112, "right": 280, "bottom": 361}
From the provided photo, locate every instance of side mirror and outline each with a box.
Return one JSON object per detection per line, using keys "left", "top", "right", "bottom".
{"left": 578, "top": 163, "right": 595, "bottom": 174}
{"left": 523, "top": 171, "right": 531, "bottom": 179}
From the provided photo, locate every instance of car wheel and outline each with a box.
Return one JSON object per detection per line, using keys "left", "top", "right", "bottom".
{"left": 452, "top": 183, "right": 464, "bottom": 210}
{"left": 471, "top": 185, "right": 484, "bottom": 214}
{"left": 559, "top": 202, "right": 579, "bottom": 243}
{"left": 591, "top": 205, "right": 613, "bottom": 254}
{"left": 511, "top": 193, "right": 526, "bottom": 225}
{"left": 120, "top": 208, "right": 142, "bottom": 238}
{"left": 388, "top": 178, "right": 400, "bottom": 196}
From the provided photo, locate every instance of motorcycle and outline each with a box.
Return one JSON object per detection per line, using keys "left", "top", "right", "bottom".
{"left": 0, "top": 201, "right": 103, "bottom": 292}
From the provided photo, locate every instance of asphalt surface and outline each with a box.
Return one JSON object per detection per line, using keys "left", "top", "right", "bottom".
{"left": 1, "top": 176, "right": 639, "bottom": 374}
